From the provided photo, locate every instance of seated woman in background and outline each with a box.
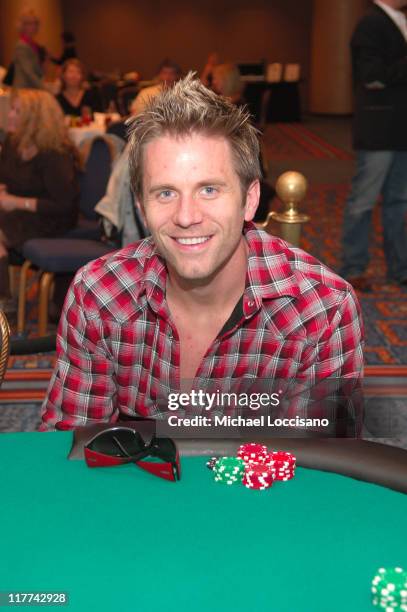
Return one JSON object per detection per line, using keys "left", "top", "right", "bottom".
{"left": 0, "top": 89, "right": 79, "bottom": 312}
{"left": 56, "top": 58, "right": 102, "bottom": 117}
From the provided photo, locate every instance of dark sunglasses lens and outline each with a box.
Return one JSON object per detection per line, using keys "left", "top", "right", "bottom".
{"left": 89, "top": 429, "right": 145, "bottom": 457}
{"left": 150, "top": 437, "right": 176, "bottom": 461}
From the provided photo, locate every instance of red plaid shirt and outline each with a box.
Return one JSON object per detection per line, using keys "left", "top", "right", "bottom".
{"left": 40, "top": 223, "right": 364, "bottom": 431}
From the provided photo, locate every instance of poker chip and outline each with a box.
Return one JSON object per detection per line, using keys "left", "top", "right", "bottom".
{"left": 242, "top": 464, "right": 274, "bottom": 490}
{"left": 372, "top": 567, "right": 407, "bottom": 610}
{"left": 213, "top": 457, "right": 245, "bottom": 485}
{"left": 206, "top": 457, "right": 219, "bottom": 471}
{"left": 207, "top": 444, "right": 297, "bottom": 491}
{"left": 237, "top": 443, "right": 268, "bottom": 465}
{"left": 264, "top": 451, "right": 296, "bottom": 481}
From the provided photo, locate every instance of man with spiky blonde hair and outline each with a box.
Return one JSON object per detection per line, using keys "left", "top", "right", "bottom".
{"left": 41, "top": 74, "right": 363, "bottom": 434}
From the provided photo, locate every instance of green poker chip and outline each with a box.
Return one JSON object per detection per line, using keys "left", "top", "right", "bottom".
{"left": 372, "top": 567, "right": 407, "bottom": 609}
{"left": 213, "top": 457, "right": 245, "bottom": 485}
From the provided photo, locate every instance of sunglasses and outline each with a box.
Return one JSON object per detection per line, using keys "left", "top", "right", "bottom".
{"left": 84, "top": 426, "right": 181, "bottom": 482}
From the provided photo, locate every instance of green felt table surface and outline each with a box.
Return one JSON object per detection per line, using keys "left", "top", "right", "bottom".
{"left": 0, "top": 432, "right": 406, "bottom": 612}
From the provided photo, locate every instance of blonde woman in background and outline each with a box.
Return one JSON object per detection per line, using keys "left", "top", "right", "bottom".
{"left": 12, "top": 8, "right": 47, "bottom": 89}
{"left": 0, "top": 89, "right": 79, "bottom": 311}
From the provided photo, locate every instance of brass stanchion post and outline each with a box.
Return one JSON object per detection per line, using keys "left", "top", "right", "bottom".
{"left": 270, "top": 171, "right": 309, "bottom": 247}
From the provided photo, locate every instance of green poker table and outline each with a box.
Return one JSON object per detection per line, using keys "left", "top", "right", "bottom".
{"left": 1, "top": 432, "right": 407, "bottom": 612}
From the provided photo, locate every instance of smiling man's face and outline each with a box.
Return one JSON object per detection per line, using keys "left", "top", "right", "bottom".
{"left": 140, "top": 132, "right": 259, "bottom": 287}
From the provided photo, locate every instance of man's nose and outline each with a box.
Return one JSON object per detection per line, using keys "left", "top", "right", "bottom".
{"left": 172, "top": 195, "right": 203, "bottom": 227}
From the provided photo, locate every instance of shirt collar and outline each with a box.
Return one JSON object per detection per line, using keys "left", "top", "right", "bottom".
{"left": 136, "top": 223, "right": 301, "bottom": 312}
{"left": 244, "top": 221, "right": 301, "bottom": 304}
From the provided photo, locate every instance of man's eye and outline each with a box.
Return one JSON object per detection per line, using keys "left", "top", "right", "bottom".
{"left": 201, "top": 186, "right": 218, "bottom": 197}
{"left": 158, "top": 190, "right": 174, "bottom": 200}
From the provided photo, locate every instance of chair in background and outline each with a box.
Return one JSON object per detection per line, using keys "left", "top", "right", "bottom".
{"left": 86, "top": 84, "right": 104, "bottom": 112}
{"left": 68, "top": 136, "right": 113, "bottom": 239}
{"left": 0, "top": 310, "right": 10, "bottom": 387}
{"left": 18, "top": 238, "right": 115, "bottom": 336}
{"left": 17, "top": 137, "right": 116, "bottom": 336}
{"left": 106, "top": 120, "right": 129, "bottom": 143}
{"left": 98, "top": 80, "right": 119, "bottom": 112}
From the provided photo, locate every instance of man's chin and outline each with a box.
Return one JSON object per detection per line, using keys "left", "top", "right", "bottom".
{"left": 168, "top": 264, "right": 217, "bottom": 286}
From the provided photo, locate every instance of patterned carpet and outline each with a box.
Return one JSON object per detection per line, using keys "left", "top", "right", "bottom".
{"left": 294, "top": 183, "right": 407, "bottom": 365}
{"left": 263, "top": 123, "right": 354, "bottom": 161}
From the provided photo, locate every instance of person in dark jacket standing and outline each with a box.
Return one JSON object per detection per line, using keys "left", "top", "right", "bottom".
{"left": 340, "top": 0, "right": 407, "bottom": 291}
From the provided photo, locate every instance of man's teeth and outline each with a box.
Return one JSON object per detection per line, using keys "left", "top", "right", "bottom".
{"left": 176, "top": 237, "right": 210, "bottom": 245}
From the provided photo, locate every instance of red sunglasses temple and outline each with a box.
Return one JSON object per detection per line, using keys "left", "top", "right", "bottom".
{"left": 136, "top": 450, "right": 181, "bottom": 482}
{"left": 84, "top": 448, "right": 181, "bottom": 482}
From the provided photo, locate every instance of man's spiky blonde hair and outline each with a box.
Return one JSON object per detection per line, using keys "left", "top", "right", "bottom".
{"left": 128, "top": 72, "right": 261, "bottom": 198}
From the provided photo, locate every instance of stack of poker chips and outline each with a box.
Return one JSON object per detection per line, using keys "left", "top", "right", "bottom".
{"left": 212, "top": 457, "right": 245, "bottom": 485}
{"left": 242, "top": 464, "right": 274, "bottom": 490}
{"left": 237, "top": 443, "right": 268, "bottom": 465}
{"left": 206, "top": 443, "right": 296, "bottom": 491}
{"left": 264, "top": 451, "right": 296, "bottom": 481}
{"left": 371, "top": 567, "right": 407, "bottom": 610}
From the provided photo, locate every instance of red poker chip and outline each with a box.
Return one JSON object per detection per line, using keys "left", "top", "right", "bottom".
{"left": 267, "top": 451, "right": 296, "bottom": 464}
{"left": 243, "top": 473, "right": 273, "bottom": 481}
{"left": 264, "top": 450, "right": 296, "bottom": 479}
{"left": 267, "top": 465, "right": 295, "bottom": 474}
{"left": 233, "top": 447, "right": 297, "bottom": 487}
{"left": 244, "top": 464, "right": 272, "bottom": 475}
{"left": 242, "top": 475, "right": 273, "bottom": 490}
{"left": 237, "top": 443, "right": 268, "bottom": 463}
{"left": 243, "top": 479, "right": 273, "bottom": 487}
{"left": 243, "top": 464, "right": 274, "bottom": 488}
{"left": 273, "top": 472, "right": 295, "bottom": 481}
{"left": 243, "top": 458, "right": 265, "bottom": 466}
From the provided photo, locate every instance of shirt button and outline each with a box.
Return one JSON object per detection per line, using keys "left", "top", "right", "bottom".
{"left": 247, "top": 300, "right": 255, "bottom": 307}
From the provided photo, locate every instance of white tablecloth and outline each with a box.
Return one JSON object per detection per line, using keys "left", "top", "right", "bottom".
{"left": 68, "top": 125, "right": 106, "bottom": 148}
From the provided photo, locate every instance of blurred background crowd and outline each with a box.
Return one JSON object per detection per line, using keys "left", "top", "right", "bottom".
{"left": 0, "top": 6, "right": 284, "bottom": 317}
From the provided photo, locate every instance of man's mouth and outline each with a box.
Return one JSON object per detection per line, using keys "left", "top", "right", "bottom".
{"left": 173, "top": 236, "right": 212, "bottom": 245}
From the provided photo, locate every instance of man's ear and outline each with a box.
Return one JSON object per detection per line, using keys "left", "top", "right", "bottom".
{"left": 244, "top": 179, "right": 260, "bottom": 222}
